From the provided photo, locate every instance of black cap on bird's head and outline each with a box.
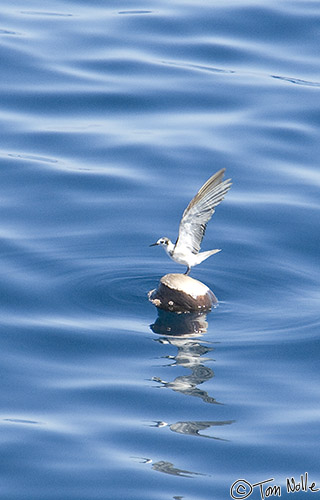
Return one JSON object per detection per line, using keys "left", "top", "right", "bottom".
{"left": 149, "top": 237, "right": 170, "bottom": 247}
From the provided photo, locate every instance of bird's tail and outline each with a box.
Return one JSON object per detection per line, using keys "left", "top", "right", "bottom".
{"left": 197, "top": 249, "right": 221, "bottom": 264}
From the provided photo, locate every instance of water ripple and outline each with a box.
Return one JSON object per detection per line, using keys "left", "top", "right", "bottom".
{"left": 20, "top": 10, "right": 73, "bottom": 17}
{"left": 272, "top": 74, "right": 320, "bottom": 87}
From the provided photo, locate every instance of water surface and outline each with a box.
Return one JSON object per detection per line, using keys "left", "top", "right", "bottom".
{"left": 0, "top": 1, "right": 319, "bottom": 499}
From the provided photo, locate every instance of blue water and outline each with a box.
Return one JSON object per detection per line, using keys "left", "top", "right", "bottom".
{"left": 1, "top": 1, "right": 319, "bottom": 499}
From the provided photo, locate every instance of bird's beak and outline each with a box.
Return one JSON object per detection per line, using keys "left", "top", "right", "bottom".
{"left": 149, "top": 242, "right": 159, "bottom": 247}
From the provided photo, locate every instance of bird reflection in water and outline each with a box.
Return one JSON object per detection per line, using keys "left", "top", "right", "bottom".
{"left": 134, "top": 457, "right": 204, "bottom": 478}
{"left": 137, "top": 309, "right": 235, "bottom": 481}
{"left": 150, "top": 310, "right": 219, "bottom": 404}
{"left": 151, "top": 420, "right": 234, "bottom": 441}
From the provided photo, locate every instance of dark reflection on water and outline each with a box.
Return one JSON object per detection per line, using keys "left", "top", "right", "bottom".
{"left": 3, "top": 418, "right": 41, "bottom": 425}
{"left": 150, "top": 309, "right": 209, "bottom": 337}
{"left": 118, "top": 11, "right": 153, "bottom": 15}
{"left": 271, "top": 74, "right": 320, "bottom": 87}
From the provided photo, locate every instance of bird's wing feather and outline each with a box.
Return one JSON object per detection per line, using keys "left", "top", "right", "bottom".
{"left": 174, "top": 169, "right": 232, "bottom": 255}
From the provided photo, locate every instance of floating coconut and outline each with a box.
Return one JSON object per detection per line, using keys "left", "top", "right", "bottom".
{"left": 148, "top": 273, "right": 217, "bottom": 313}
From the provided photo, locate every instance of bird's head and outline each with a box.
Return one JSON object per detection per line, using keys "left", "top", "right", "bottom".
{"left": 149, "top": 237, "right": 171, "bottom": 248}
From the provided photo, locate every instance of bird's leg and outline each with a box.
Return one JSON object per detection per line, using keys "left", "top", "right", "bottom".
{"left": 184, "top": 267, "right": 190, "bottom": 276}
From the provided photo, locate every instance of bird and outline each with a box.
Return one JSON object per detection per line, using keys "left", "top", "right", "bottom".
{"left": 150, "top": 168, "right": 231, "bottom": 275}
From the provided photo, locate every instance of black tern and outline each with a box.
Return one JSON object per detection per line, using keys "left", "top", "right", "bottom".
{"left": 150, "top": 169, "right": 232, "bottom": 275}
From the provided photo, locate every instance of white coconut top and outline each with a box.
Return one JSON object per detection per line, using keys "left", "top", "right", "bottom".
{"left": 160, "top": 273, "right": 210, "bottom": 299}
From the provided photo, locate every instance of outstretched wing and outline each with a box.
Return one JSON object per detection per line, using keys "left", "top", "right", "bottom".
{"left": 174, "top": 169, "right": 232, "bottom": 255}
